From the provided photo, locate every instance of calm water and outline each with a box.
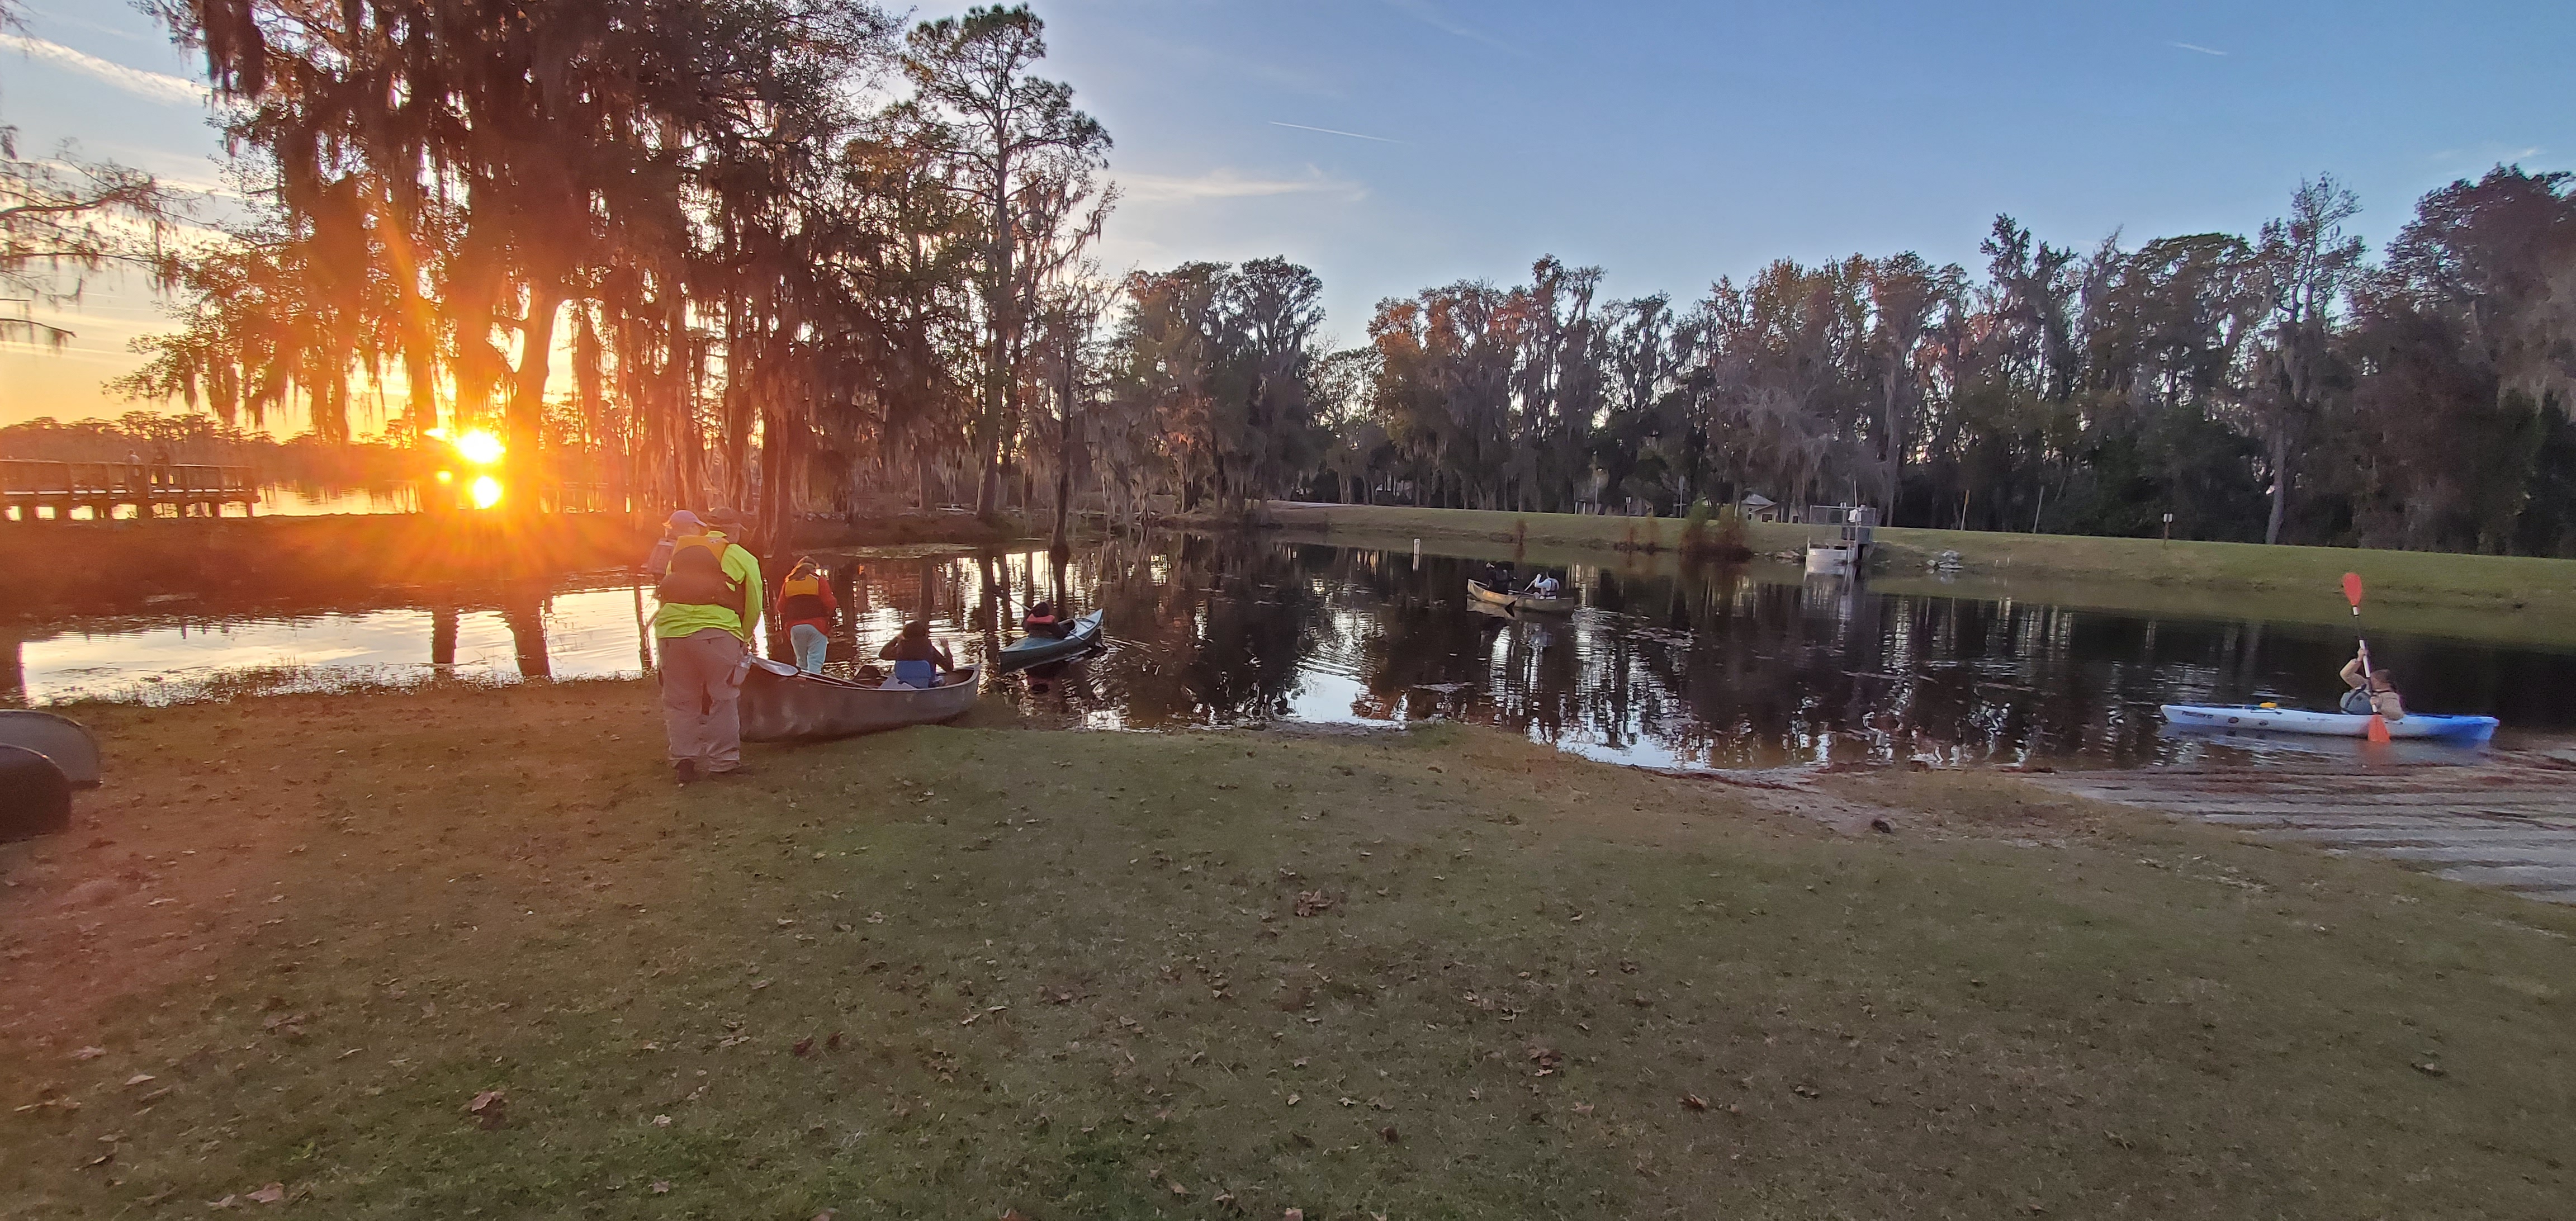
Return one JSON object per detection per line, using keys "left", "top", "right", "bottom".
{"left": 9, "top": 534, "right": 2574, "bottom": 769}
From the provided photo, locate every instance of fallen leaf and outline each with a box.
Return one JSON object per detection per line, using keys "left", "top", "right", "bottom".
{"left": 826, "top": 1031, "right": 843, "bottom": 1050}
{"left": 1292, "top": 891, "right": 1333, "bottom": 917}
{"left": 1573, "top": 1102, "right": 1595, "bottom": 1115}
{"left": 2413, "top": 1062, "right": 2446, "bottom": 1077}
{"left": 72, "top": 1047, "right": 106, "bottom": 1061}
{"left": 651, "top": 1180, "right": 672, "bottom": 1194}
{"left": 793, "top": 1038, "right": 815, "bottom": 1057}
{"left": 207, "top": 1195, "right": 238, "bottom": 1209}
{"left": 124, "top": 1073, "right": 156, "bottom": 1088}
{"left": 1285, "top": 1211, "right": 1305, "bottom": 1221}
{"left": 247, "top": 1182, "right": 285, "bottom": 1204}
{"left": 811, "top": 1211, "right": 838, "bottom": 1221}
{"left": 467, "top": 1090, "right": 507, "bottom": 1129}
{"left": 1681, "top": 1094, "right": 1710, "bottom": 1111}
{"left": 652, "top": 1115, "right": 672, "bottom": 1128}
{"left": 1285, "top": 1093, "right": 1301, "bottom": 1106}
{"left": 1377, "top": 1124, "right": 1399, "bottom": 1143}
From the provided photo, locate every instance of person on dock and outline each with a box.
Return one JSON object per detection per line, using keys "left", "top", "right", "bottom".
{"left": 877, "top": 619, "right": 956, "bottom": 689}
{"left": 654, "top": 507, "right": 761, "bottom": 782}
{"left": 1022, "top": 599, "right": 1066, "bottom": 639}
{"left": 776, "top": 557, "right": 839, "bottom": 675}
{"left": 2338, "top": 646, "right": 2405, "bottom": 722}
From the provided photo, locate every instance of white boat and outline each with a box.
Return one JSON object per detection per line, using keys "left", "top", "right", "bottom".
{"left": 2160, "top": 704, "right": 2498, "bottom": 741}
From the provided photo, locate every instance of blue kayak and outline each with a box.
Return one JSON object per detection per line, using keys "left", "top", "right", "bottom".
{"left": 2162, "top": 704, "right": 2498, "bottom": 741}
{"left": 997, "top": 609, "right": 1104, "bottom": 670}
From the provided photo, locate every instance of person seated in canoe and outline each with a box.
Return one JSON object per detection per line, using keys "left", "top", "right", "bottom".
{"left": 2338, "top": 646, "right": 2404, "bottom": 722}
{"left": 1522, "top": 571, "right": 1561, "bottom": 599}
{"left": 1480, "top": 561, "right": 1515, "bottom": 591}
{"left": 1022, "top": 599, "right": 1067, "bottom": 639}
{"left": 876, "top": 619, "right": 956, "bottom": 689}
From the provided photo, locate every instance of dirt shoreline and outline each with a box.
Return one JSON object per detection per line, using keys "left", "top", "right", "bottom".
{"left": 2, "top": 682, "right": 2569, "bottom": 1217}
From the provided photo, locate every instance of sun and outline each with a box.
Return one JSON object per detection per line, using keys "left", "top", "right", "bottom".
{"left": 469, "top": 475, "right": 504, "bottom": 509}
{"left": 451, "top": 429, "right": 506, "bottom": 466}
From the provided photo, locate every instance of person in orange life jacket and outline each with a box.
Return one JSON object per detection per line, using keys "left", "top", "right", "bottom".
{"left": 776, "top": 557, "right": 840, "bottom": 674}
{"left": 1021, "top": 599, "right": 1066, "bottom": 639}
{"left": 875, "top": 618, "right": 955, "bottom": 689}
{"left": 653, "top": 507, "right": 761, "bottom": 782}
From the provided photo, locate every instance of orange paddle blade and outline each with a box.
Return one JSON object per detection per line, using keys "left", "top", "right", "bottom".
{"left": 2367, "top": 713, "right": 2392, "bottom": 744}
{"left": 2342, "top": 572, "right": 2364, "bottom": 608}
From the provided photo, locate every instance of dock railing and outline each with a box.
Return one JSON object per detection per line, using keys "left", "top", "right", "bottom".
{"left": 1, "top": 460, "right": 263, "bottom": 520}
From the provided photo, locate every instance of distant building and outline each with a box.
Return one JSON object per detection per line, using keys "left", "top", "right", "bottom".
{"left": 1737, "top": 493, "right": 1782, "bottom": 522}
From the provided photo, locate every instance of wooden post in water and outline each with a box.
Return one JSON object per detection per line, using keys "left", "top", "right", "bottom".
{"left": 1412, "top": 537, "right": 1420, "bottom": 568}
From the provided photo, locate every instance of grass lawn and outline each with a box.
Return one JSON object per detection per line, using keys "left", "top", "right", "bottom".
{"left": 1266, "top": 503, "right": 2576, "bottom": 622}
{"left": 3, "top": 682, "right": 2571, "bottom": 1218}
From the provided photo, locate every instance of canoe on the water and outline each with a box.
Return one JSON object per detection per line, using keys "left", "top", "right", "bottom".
{"left": 741, "top": 660, "right": 980, "bottom": 742}
{"left": 2161, "top": 704, "right": 2498, "bottom": 741}
{"left": 1466, "top": 580, "right": 1578, "bottom": 614}
{"left": 997, "top": 609, "right": 1104, "bottom": 670}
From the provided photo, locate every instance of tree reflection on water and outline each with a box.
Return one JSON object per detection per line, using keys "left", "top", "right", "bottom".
{"left": 7, "top": 533, "right": 2571, "bottom": 768}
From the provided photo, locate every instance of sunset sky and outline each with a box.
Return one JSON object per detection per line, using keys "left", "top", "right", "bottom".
{"left": 4, "top": 0, "right": 2569, "bottom": 433}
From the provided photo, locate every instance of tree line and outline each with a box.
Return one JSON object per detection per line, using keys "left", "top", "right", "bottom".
{"left": 7, "top": 1, "right": 2572, "bottom": 555}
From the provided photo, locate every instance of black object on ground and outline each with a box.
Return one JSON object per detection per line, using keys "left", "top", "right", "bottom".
{"left": 0, "top": 710, "right": 99, "bottom": 788}
{"left": 0, "top": 743, "right": 72, "bottom": 842}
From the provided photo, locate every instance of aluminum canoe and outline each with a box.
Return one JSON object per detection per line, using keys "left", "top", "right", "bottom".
{"left": 740, "top": 659, "right": 981, "bottom": 742}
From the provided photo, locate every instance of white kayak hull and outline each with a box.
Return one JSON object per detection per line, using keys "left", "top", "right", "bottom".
{"left": 2161, "top": 704, "right": 2498, "bottom": 741}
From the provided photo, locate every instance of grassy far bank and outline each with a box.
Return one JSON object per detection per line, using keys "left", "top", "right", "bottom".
{"left": 1262, "top": 524, "right": 2576, "bottom": 652}
{"left": 1267, "top": 503, "right": 2576, "bottom": 616}
{"left": 2, "top": 684, "right": 2572, "bottom": 1218}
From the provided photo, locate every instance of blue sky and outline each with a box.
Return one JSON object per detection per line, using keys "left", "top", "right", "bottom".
{"left": 4, "top": 0, "right": 2569, "bottom": 428}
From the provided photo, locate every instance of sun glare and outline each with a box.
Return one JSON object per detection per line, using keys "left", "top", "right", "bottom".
{"left": 468, "top": 475, "right": 504, "bottom": 509}
{"left": 452, "top": 429, "right": 506, "bottom": 465}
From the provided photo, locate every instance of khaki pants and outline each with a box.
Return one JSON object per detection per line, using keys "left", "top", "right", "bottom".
{"left": 659, "top": 628, "right": 746, "bottom": 770}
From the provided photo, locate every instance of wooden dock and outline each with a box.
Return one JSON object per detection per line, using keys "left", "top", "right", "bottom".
{"left": 2029, "top": 756, "right": 2576, "bottom": 905}
{"left": 1, "top": 460, "right": 260, "bottom": 520}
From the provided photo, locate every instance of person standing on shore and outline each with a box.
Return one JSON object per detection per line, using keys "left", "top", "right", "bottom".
{"left": 643, "top": 510, "right": 701, "bottom": 575}
{"left": 654, "top": 507, "right": 761, "bottom": 782}
{"left": 776, "top": 557, "right": 839, "bottom": 674}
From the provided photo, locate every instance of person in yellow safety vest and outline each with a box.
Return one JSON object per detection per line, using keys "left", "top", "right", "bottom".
{"left": 652, "top": 506, "right": 761, "bottom": 783}
{"left": 776, "top": 557, "right": 840, "bottom": 674}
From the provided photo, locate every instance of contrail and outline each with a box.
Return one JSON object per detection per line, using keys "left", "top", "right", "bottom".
{"left": 1, "top": 33, "right": 209, "bottom": 106}
{"left": 1270, "top": 121, "right": 1401, "bottom": 145}
{"left": 2170, "top": 41, "right": 2228, "bottom": 56}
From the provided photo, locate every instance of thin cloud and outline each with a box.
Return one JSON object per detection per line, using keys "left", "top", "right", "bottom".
{"left": 1384, "top": 0, "right": 1524, "bottom": 55}
{"left": 1116, "top": 167, "right": 1365, "bottom": 206}
{"left": 2170, "top": 41, "right": 2228, "bottom": 56}
{"left": 1, "top": 34, "right": 210, "bottom": 106}
{"left": 1270, "top": 121, "right": 1401, "bottom": 145}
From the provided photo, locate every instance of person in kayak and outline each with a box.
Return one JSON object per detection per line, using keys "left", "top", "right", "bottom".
{"left": 1022, "top": 599, "right": 1067, "bottom": 639}
{"left": 2338, "top": 647, "right": 2405, "bottom": 721}
{"left": 876, "top": 619, "right": 956, "bottom": 689}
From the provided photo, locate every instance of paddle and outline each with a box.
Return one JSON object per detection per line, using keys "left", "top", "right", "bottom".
{"left": 2342, "top": 572, "right": 2392, "bottom": 744}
